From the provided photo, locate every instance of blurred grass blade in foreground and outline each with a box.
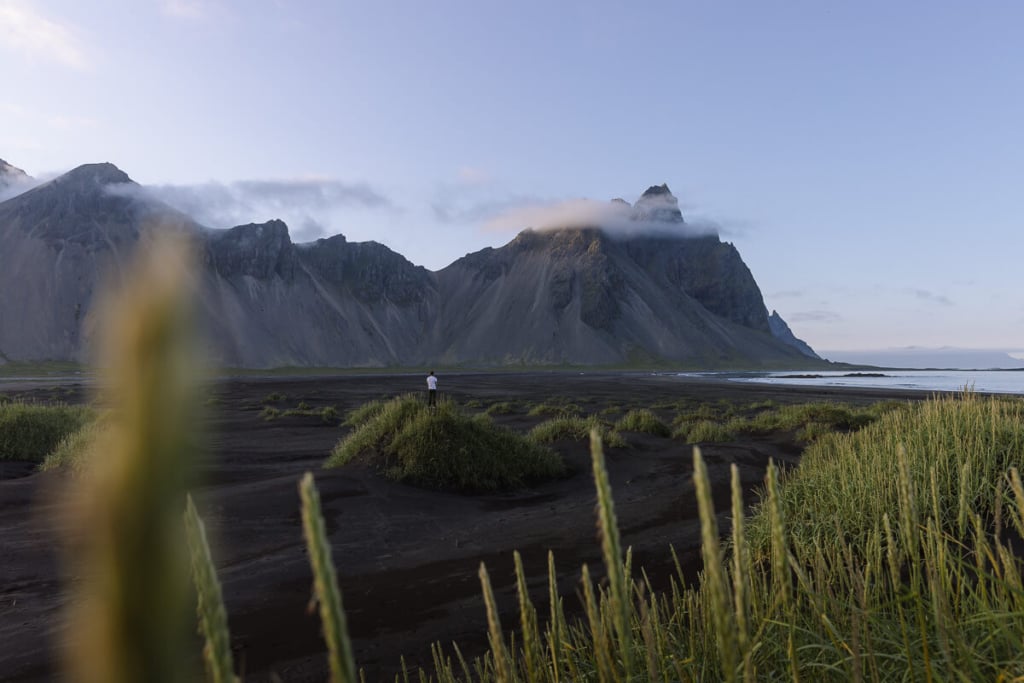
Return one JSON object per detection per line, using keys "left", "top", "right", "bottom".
{"left": 63, "top": 234, "right": 201, "bottom": 683}
{"left": 185, "top": 494, "right": 237, "bottom": 683}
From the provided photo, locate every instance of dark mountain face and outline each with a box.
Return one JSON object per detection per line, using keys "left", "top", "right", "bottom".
{"left": 632, "top": 183, "right": 685, "bottom": 223}
{"left": 768, "top": 310, "right": 821, "bottom": 359}
{"left": 0, "top": 163, "right": 819, "bottom": 368}
{"left": 433, "top": 224, "right": 806, "bottom": 366}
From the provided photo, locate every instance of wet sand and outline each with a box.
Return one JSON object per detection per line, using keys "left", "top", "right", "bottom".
{"left": 0, "top": 372, "right": 931, "bottom": 681}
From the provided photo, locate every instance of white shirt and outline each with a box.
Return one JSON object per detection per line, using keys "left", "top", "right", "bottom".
{"left": 427, "top": 375, "right": 437, "bottom": 390}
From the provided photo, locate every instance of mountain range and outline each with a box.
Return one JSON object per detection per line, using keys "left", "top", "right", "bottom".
{"left": 0, "top": 160, "right": 820, "bottom": 368}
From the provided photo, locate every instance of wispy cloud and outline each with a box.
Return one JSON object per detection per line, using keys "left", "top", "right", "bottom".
{"left": 0, "top": 0, "right": 90, "bottom": 70}
{"left": 909, "top": 288, "right": 953, "bottom": 306}
{"left": 480, "top": 198, "right": 719, "bottom": 238}
{"left": 0, "top": 169, "right": 39, "bottom": 203}
{"left": 789, "top": 310, "right": 842, "bottom": 324}
{"left": 108, "top": 177, "right": 396, "bottom": 242}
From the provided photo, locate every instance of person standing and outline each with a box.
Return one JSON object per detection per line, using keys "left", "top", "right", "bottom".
{"left": 426, "top": 370, "right": 438, "bottom": 407}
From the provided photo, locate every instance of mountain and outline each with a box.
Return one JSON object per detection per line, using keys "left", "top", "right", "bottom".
{"left": 0, "top": 163, "right": 198, "bottom": 362}
{"left": 432, "top": 227, "right": 808, "bottom": 365}
{"left": 768, "top": 310, "right": 821, "bottom": 359}
{"left": 0, "top": 163, "right": 820, "bottom": 368}
{"left": 0, "top": 158, "right": 32, "bottom": 202}
{"left": 198, "top": 224, "right": 435, "bottom": 367}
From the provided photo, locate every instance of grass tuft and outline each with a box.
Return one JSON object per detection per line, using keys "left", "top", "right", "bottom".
{"left": 0, "top": 401, "right": 93, "bottom": 461}
{"left": 614, "top": 409, "right": 671, "bottom": 437}
{"left": 528, "top": 415, "right": 627, "bottom": 448}
{"left": 326, "top": 395, "right": 564, "bottom": 491}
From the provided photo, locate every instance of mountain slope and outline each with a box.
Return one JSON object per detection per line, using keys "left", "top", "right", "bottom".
{"left": 0, "top": 163, "right": 196, "bottom": 361}
{"left": 198, "top": 225, "right": 436, "bottom": 367}
{"left": 433, "top": 227, "right": 808, "bottom": 366}
{"left": 768, "top": 310, "right": 821, "bottom": 359}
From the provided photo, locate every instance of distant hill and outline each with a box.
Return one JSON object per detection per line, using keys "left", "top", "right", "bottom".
{"left": 822, "top": 348, "right": 1024, "bottom": 370}
{"left": 0, "top": 161, "right": 821, "bottom": 368}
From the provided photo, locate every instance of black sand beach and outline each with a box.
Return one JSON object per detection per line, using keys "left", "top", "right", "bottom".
{"left": 0, "top": 372, "right": 931, "bottom": 681}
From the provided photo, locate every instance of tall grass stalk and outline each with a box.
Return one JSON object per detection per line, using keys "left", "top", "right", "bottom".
{"left": 693, "top": 446, "right": 738, "bottom": 681}
{"left": 479, "top": 562, "right": 514, "bottom": 683}
{"left": 184, "top": 495, "right": 236, "bottom": 683}
{"left": 590, "top": 429, "right": 634, "bottom": 680}
{"left": 300, "top": 472, "right": 358, "bottom": 683}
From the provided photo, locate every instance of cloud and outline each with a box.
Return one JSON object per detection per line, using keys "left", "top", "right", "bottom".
{"left": 788, "top": 310, "right": 842, "bottom": 323}
{"left": 108, "top": 178, "right": 396, "bottom": 242}
{"left": 0, "top": 160, "right": 47, "bottom": 202}
{"left": 0, "top": 0, "right": 89, "bottom": 69}
{"left": 0, "top": 174, "right": 39, "bottom": 202}
{"left": 909, "top": 288, "right": 953, "bottom": 306}
{"left": 481, "top": 198, "right": 719, "bottom": 238}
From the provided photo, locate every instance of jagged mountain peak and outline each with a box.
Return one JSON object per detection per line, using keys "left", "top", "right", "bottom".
{"left": 640, "top": 183, "right": 673, "bottom": 198}
{"left": 56, "top": 162, "right": 133, "bottom": 188}
{"left": 633, "top": 183, "right": 684, "bottom": 224}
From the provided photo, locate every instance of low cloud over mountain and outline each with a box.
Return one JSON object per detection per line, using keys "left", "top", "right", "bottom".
{"left": 108, "top": 177, "right": 397, "bottom": 241}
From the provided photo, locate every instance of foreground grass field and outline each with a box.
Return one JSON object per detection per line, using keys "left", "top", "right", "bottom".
{"left": 181, "top": 391, "right": 1024, "bottom": 682}
{"left": 46, "top": 240, "right": 1024, "bottom": 682}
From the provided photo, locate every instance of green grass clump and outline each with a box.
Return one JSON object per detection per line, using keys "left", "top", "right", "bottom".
{"left": 342, "top": 399, "right": 387, "bottom": 427}
{"left": 484, "top": 401, "right": 518, "bottom": 416}
{"left": 527, "top": 401, "right": 583, "bottom": 418}
{"left": 675, "top": 419, "right": 735, "bottom": 443}
{"left": 0, "top": 401, "right": 94, "bottom": 461}
{"left": 734, "top": 400, "right": 890, "bottom": 434}
{"left": 747, "top": 392, "right": 1024, "bottom": 559}
{"left": 260, "top": 406, "right": 281, "bottom": 421}
{"left": 261, "top": 392, "right": 286, "bottom": 404}
{"left": 326, "top": 395, "right": 564, "bottom": 491}
{"left": 614, "top": 409, "right": 671, "bottom": 437}
{"left": 40, "top": 415, "right": 110, "bottom": 473}
{"left": 672, "top": 402, "right": 724, "bottom": 427}
{"left": 529, "top": 415, "right": 627, "bottom": 448}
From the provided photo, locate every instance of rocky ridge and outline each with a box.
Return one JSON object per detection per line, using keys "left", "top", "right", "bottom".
{"left": 0, "top": 161, "right": 821, "bottom": 368}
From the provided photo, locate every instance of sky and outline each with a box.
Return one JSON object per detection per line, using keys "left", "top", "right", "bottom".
{"left": 1, "top": 0, "right": 1022, "bottom": 362}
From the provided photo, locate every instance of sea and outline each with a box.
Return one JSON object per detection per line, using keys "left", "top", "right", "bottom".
{"left": 677, "top": 370, "right": 1024, "bottom": 395}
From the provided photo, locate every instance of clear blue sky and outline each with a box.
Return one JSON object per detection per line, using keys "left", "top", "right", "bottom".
{"left": 2, "top": 0, "right": 1022, "bottom": 357}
